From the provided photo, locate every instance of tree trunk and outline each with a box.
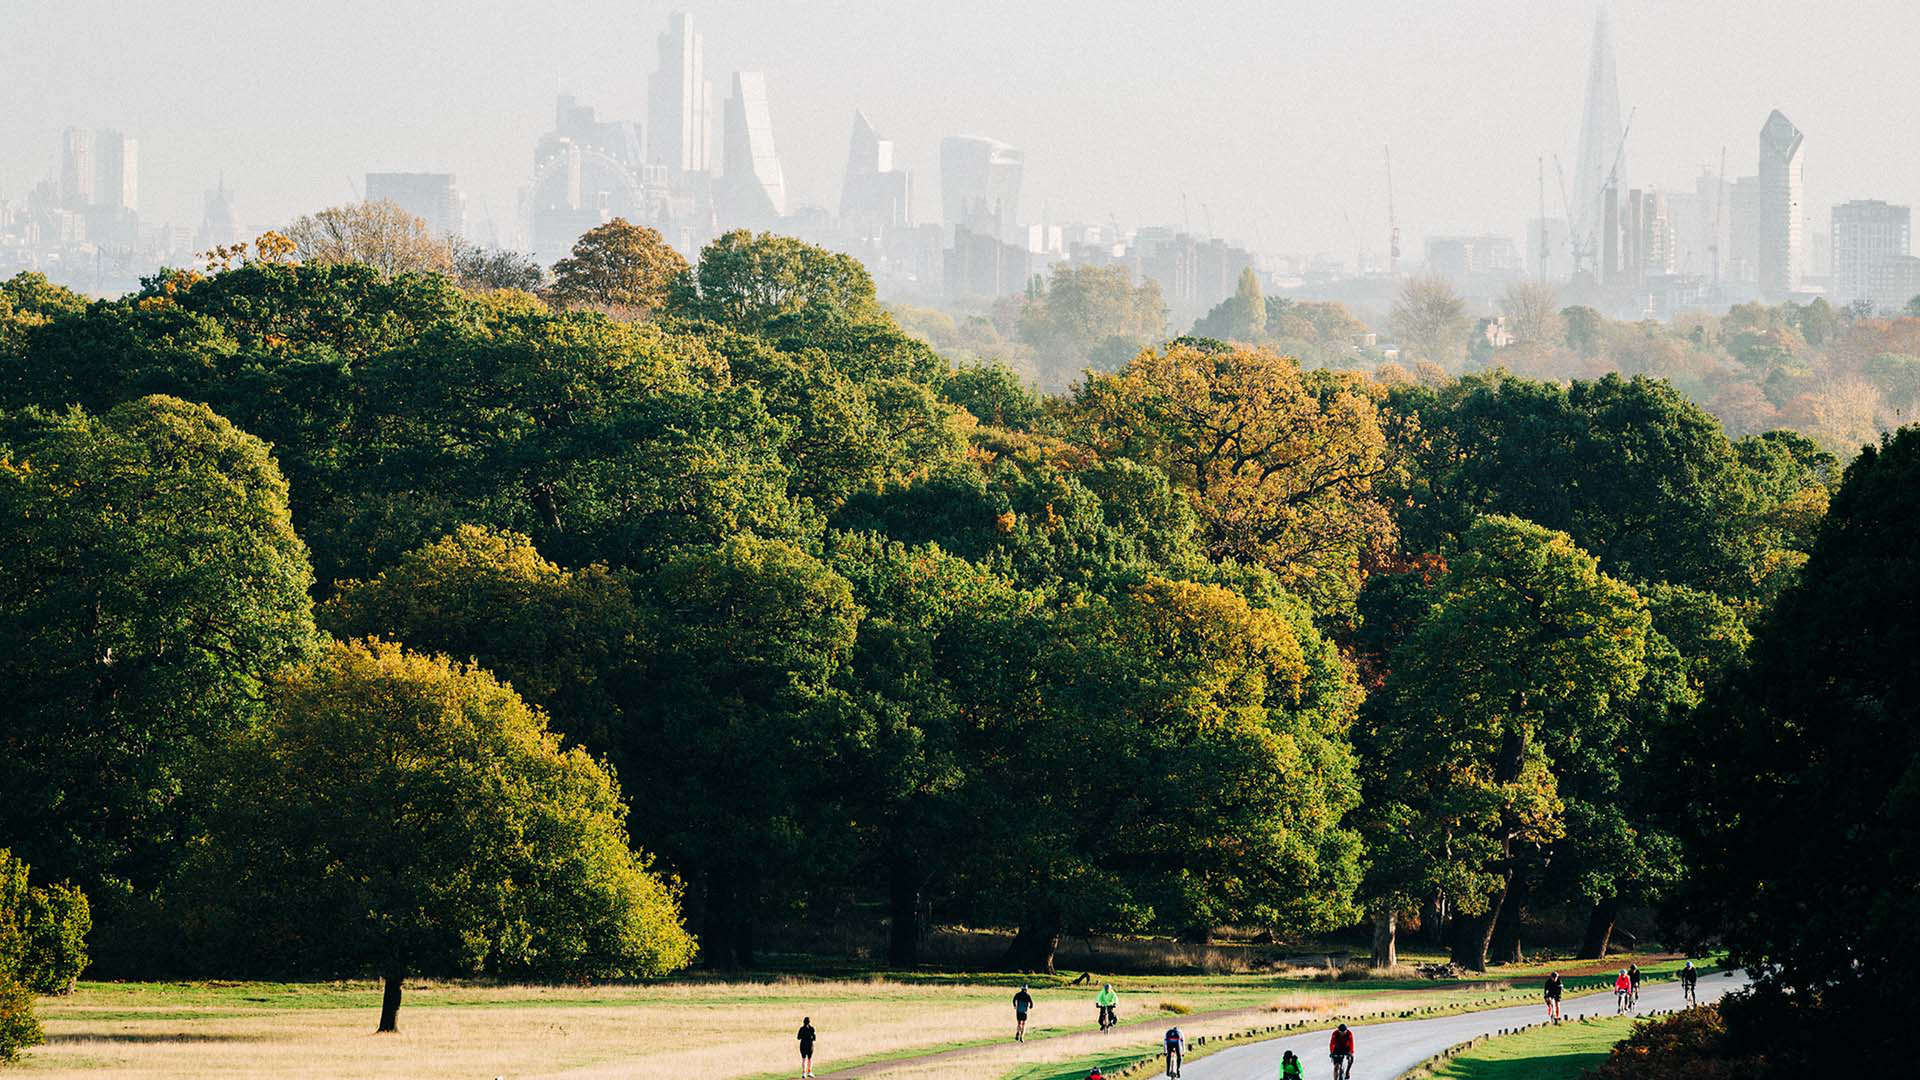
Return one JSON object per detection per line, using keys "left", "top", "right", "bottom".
{"left": 1488, "top": 875, "right": 1529, "bottom": 965}
{"left": 1450, "top": 877, "right": 1507, "bottom": 972}
{"left": 1001, "top": 906, "right": 1063, "bottom": 974}
{"left": 377, "top": 968, "right": 404, "bottom": 1033}
{"left": 1579, "top": 896, "right": 1622, "bottom": 959}
{"left": 886, "top": 845, "right": 926, "bottom": 968}
{"left": 700, "top": 869, "right": 756, "bottom": 970}
{"left": 1371, "top": 909, "right": 1398, "bottom": 969}
{"left": 1422, "top": 891, "right": 1447, "bottom": 947}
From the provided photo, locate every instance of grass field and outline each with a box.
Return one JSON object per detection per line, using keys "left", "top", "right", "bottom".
{"left": 17, "top": 955, "right": 1692, "bottom": 1079}
{"left": 1428, "top": 1016, "right": 1636, "bottom": 1080}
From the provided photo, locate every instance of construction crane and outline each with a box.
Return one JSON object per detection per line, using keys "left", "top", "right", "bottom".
{"left": 1558, "top": 107, "right": 1636, "bottom": 280}
{"left": 1553, "top": 154, "right": 1591, "bottom": 276}
{"left": 1384, "top": 146, "right": 1400, "bottom": 277}
{"left": 1537, "top": 156, "right": 1550, "bottom": 283}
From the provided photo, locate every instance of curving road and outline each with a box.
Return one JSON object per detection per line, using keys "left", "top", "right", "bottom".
{"left": 1156, "top": 969, "right": 1749, "bottom": 1080}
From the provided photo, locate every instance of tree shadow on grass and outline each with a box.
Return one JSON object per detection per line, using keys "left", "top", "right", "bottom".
{"left": 47, "top": 1033, "right": 272, "bottom": 1044}
{"left": 1438, "top": 1048, "right": 1612, "bottom": 1080}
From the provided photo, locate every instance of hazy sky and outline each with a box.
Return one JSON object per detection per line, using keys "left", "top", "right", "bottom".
{"left": 6, "top": 0, "right": 1918, "bottom": 260}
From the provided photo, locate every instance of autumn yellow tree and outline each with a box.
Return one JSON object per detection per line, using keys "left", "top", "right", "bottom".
{"left": 549, "top": 218, "right": 690, "bottom": 316}
{"left": 1068, "top": 342, "right": 1396, "bottom": 613}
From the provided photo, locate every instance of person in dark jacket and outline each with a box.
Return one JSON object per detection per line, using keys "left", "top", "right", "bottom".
{"left": 796, "top": 1017, "right": 816, "bottom": 1078}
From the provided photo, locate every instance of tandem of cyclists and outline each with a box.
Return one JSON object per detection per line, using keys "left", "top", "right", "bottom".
{"left": 1009, "top": 979, "right": 1125, "bottom": 1043}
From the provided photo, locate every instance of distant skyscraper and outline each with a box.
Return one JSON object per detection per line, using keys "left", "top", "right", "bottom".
{"left": 719, "top": 72, "right": 787, "bottom": 225}
{"left": 648, "top": 12, "right": 713, "bottom": 176}
{"left": 196, "top": 179, "right": 244, "bottom": 251}
{"left": 60, "top": 128, "right": 95, "bottom": 210}
{"left": 1571, "top": 8, "right": 1625, "bottom": 273}
{"left": 940, "top": 135, "right": 1023, "bottom": 240}
{"left": 1832, "top": 200, "right": 1911, "bottom": 308}
{"left": 365, "top": 172, "right": 463, "bottom": 238}
{"left": 93, "top": 130, "right": 137, "bottom": 213}
{"left": 1757, "top": 109, "right": 1805, "bottom": 298}
{"left": 841, "top": 110, "right": 913, "bottom": 233}
{"left": 1727, "top": 176, "right": 1760, "bottom": 284}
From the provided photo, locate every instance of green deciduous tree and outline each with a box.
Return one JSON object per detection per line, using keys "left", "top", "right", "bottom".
{"left": 671, "top": 230, "right": 880, "bottom": 332}
{"left": 989, "top": 577, "right": 1363, "bottom": 972}
{"left": 319, "top": 526, "right": 645, "bottom": 753}
{"left": 1359, "top": 516, "right": 1648, "bottom": 970}
{"left": 626, "top": 537, "right": 861, "bottom": 968}
{"left": 1017, "top": 263, "right": 1166, "bottom": 382}
{"left": 549, "top": 218, "right": 688, "bottom": 315}
{"left": 1674, "top": 427, "right": 1920, "bottom": 1073}
{"left": 1192, "top": 267, "right": 1268, "bottom": 342}
{"left": 183, "top": 640, "right": 694, "bottom": 1031}
{"left": 0, "top": 397, "right": 317, "bottom": 896}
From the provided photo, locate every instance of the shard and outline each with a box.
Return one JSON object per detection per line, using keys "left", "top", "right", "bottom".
{"left": 1571, "top": 8, "right": 1625, "bottom": 270}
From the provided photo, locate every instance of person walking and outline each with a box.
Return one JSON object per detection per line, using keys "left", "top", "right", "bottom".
{"left": 1544, "top": 970, "right": 1563, "bottom": 1021}
{"left": 1680, "top": 960, "right": 1699, "bottom": 1005}
{"left": 1013, "top": 985, "right": 1034, "bottom": 1042}
{"left": 1280, "top": 1048, "right": 1305, "bottom": 1079}
{"left": 1163, "top": 1025, "right": 1186, "bottom": 1078}
{"left": 1095, "top": 982, "right": 1118, "bottom": 1031}
{"left": 1328, "top": 1023, "right": 1355, "bottom": 1080}
{"left": 796, "top": 1017, "right": 816, "bottom": 1079}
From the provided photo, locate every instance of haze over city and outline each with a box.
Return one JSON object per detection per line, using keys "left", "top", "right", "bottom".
{"left": 6, "top": 0, "right": 1919, "bottom": 262}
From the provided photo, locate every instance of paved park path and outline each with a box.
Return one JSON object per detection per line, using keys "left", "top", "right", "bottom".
{"left": 1161, "top": 969, "right": 1748, "bottom": 1080}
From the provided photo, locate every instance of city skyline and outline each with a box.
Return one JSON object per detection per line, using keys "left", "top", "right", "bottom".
{"left": 7, "top": 0, "right": 1920, "bottom": 265}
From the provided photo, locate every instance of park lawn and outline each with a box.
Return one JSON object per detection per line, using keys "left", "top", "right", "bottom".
{"left": 1429, "top": 1016, "right": 1636, "bottom": 1080}
{"left": 18, "top": 956, "right": 1676, "bottom": 1080}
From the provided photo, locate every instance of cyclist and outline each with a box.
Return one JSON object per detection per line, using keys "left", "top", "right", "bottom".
{"left": 1280, "top": 1048, "right": 1305, "bottom": 1080}
{"left": 1680, "top": 960, "right": 1699, "bottom": 1005}
{"left": 1543, "top": 971, "right": 1563, "bottom": 1021}
{"left": 1013, "top": 985, "right": 1034, "bottom": 1042}
{"left": 1627, "top": 963, "right": 1643, "bottom": 1007}
{"left": 1163, "top": 1026, "right": 1186, "bottom": 1078}
{"left": 1329, "top": 1023, "right": 1355, "bottom": 1080}
{"left": 1095, "top": 982, "right": 1119, "bottom": 1031}
{"left": 1614, "top": 968, "right": 1632, "bottom": 1013}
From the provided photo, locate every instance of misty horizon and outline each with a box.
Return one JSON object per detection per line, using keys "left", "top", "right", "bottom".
{"left": 7, "top": 0, "right": 1919, "bottom": 262}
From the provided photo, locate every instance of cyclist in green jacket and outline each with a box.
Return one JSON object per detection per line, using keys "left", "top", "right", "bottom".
{"left": 1095, "top": 983, "right": 1119, "bottom": 1031}
{"left": 1279, "top": 1049, "right": 1305, "bottom": 1079}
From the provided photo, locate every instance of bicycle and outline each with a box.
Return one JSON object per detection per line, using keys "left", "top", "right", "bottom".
{"left": 1330, "top": 1052, "right": 1354, "bottom": 1080}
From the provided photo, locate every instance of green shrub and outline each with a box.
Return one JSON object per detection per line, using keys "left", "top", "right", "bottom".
{"left": 0, "top": 974, "right": 40, "bottom": 1061}
{"left": 1159, "top": 1001, "right": 1193, "bottom": 1014}
{"left": 23, "top": 883, "right": 90, "bottom": 994}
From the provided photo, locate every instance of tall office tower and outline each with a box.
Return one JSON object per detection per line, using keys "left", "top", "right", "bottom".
{"left": 60, "top": 127, "right": 95, "bottom": 210}
{"left": 719, "top": 72, "right": 788, "bottom": 226}
{"left": 1757, "top": 109, "right": 1805, "bottom": 299}
{"left": 648, "top": 12, "right": 712, "bottom": 176}
{"left": 840, "top": 110, "right": 912, "bottom": 233}
{"left": 365, "top": 172, "right": 463, "bottom": 238}
{"left": 939, "top": 135, "right": 1023, "bottom": 240}
{"left": 1728, "top": 176, "right": 1760, "bottom": 284}
{"left": 1832, "top": 200, "right": 1911, "bottom": 307}
{"left": 93, "top": 130, "right": 138, "bottom": 212}
{"left": 1571, "top": 8, "right": 1626, "bottom": 274}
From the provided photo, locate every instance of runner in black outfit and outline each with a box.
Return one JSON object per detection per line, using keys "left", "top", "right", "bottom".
{"left": 1544, "top": 971, "right": 1563, "bottom": 1021}
{"left": 796, "top": 1016, "right": 816, "bottom": 1078}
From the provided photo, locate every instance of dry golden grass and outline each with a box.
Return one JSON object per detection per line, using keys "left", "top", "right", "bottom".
{"left": 21, "top": 976, "right": 1519, "bottom": 1079}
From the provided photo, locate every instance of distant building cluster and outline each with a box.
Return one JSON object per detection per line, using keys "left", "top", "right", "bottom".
{"left": 7, "top": 8, "right": 1913, "bottom": 322}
